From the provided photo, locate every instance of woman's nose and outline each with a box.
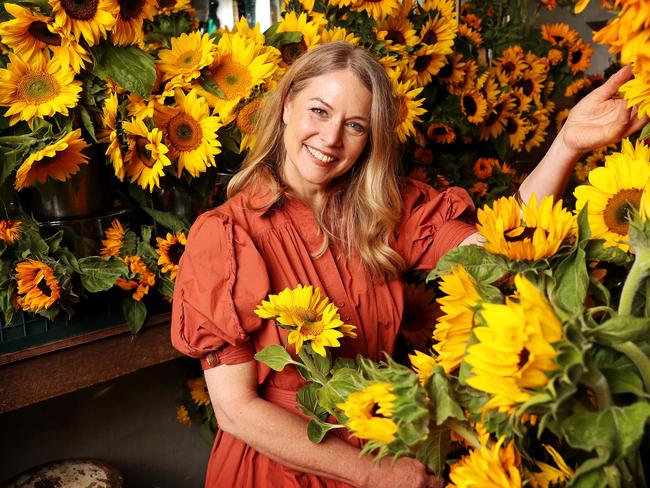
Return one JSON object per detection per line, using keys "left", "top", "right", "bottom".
{"left": 320, "top": 120, "right": 343, "bottom": 147}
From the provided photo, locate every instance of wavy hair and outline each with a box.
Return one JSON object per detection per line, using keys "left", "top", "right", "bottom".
{"left": 227, "top": 41, "right": 404, "bottom": 280}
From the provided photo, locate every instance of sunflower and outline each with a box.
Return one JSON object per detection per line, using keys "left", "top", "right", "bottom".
{"left": 422, "top": 0, "right": 456, "bottom": 20}
{"left": 154, "top": 89, "right": 222, "bottom": 178}
{"left": 466, "top": 275, "right": 562, "bottom": 413}
{"left": 574, "top": 139, "right": 650, "bottom": 252}
{"left": 255, "top": 284, "right": 357, "bottom": 356}
{"left": 111, "top": 0, "right": 157, "bottom": 46}
{"left": 478, "top": 94, "right": 515, "bottom": 141}
{"left": 460, "top": 89, "right": 488, "bottom": 125}
{"left": 0, "top": 219, "right": 22, "bottom": 244}
{"left": 458, "top": 23, "right": 483, "bottom": 48}
{"left": 14, "top": 129, "right": 89, "bottom": 191}
{"left": 196, "top": 32, "right": 277, "bottom": 120}
{"left": 436, "top": 54, "right": 467, "bottom": 86}
{"left": 426, "top": 122, "right": 456, "bottom": 144}
{"left": 619, "top": 74, "right": 650, "bottom": 119}
{"left": 237, "top": 97, "right": 263, "bottom": 152}
{"left": 350, "top": 0, "right": 400, "bottom": 20}
{"left": 492, "top": 45, "right": 525, "bottom": 85}
{"left": 470, "top": 182, "right": 488, "bottom": 197}
{"left": 0, "top": 51, "right": 82, "bottom": 126}
{"left": 97, "top": 90, "right": 126, "bottom": 181}
{"left": 336, "top": 383, "right": 397, "bottom": 443}
{"left": 506, "top": 115, "right": 531, "bottom": 152}
{"left": 567, "top": 39, "right": 593, "bottom": 74}
{"left": 512, "top": 69, "right": 545, "bottom": 99}
{"left": 15, "top": 259, "right": 61, "bottom": 312}
{"left": 0, "top": 4, "right": 91, "bottom": 74}
{"left": 100, "top": 219, "right": 125, "bottom": 258}
{"left": 392, "top": 78, "right": 426, "bottom": 143}
{"left": 473, "top": 158, "right": 496, "bottom": 180}
{"left": 276, "top": 11, "right": 320, "bottom": 66}
{"left": 433, "top": 264, "right": 481, "bottom": 374}
{"left": 157, "top": 31, "right": 215, "bottom": 83}
{"left": 446, "top": 59, "right": 479, "bottom": 95}
{"left": 448, "top": 437, "right": 522, "bottom": 487}
{"left": 375, "top": 16, "right": 418, "bottom": 54}
{"left": 122, "top": 117, "right": 171, "bottom": 191}
{"left": 409, "top": 350, "right": 438, "bottom": 385}
{"left": 477, "top": 194, "right": 576, "bottom": 261}
{"left": 546, "top": 48, "right": 563, "bottom": 66}
{"left": 187, "top": 377, "right": 211, "bottom": 406}
{"left": 418, "top": 15, "right": 457, "bottom": 51}
{"left": 528, "top": 444, "right": 574, "bottom": 488}
{"left": 176, "top": 405, "right": 191, "bottom": 427}
{"left": 115, "top": 255, "right": 156, "bottom": 301}
{"left": 461, "top": 12, "right": 482, "bottom": 30}
{"left": 523, "top": 109, "right": 551, "bottom": 152}
{"left": 410, "top": 44, "right": 448, "bottom": 87}
{"left": 319, "top": 27, "right": 360, "bottom": 45}
{"left": 157, "top": 0, "right": 193, "bottom": 15}
{"left": 50, "top": 0, "right": 117, "bottom": 46}
{"left": 155, "top": 231, "right": 187, "bottom": 280}
{"left": 540, "top": 23, "right": 578, "bottom": 47}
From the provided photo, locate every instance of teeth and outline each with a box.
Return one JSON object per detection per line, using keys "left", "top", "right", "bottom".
{"left": 306, "top": 145, "right": 335, "bottom": 163}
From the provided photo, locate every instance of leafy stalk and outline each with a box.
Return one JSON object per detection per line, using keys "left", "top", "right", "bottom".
{"left": 298, "top": 348, "right": 329, "bottom": 386}
{"left": 445, "top": 419, "right": 482, "bottom": 451}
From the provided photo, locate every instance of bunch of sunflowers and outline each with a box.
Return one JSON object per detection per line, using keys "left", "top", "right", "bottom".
{"left": 254, "top": 138, "right": 650, "bottom": 487}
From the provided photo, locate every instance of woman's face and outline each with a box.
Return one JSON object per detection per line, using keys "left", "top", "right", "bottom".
{"left": 282, "top": 69, "right": 372, "bottom": 198}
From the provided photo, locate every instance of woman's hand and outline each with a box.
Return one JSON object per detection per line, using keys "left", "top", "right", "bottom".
{"left": 563, "top": 65, "right": 649, "bottom": 154}
{"left": 365, "top": 457, "right": 443, "bottom": 488}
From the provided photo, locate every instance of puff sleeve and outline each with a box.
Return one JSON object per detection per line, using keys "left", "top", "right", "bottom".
{"left": 395, "top": 178, "right": 477, "bottom": 271}
{"left": 170, "top": 210, "right": 270, "bottom": 368}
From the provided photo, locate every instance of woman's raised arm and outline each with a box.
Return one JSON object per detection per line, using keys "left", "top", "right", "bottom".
{"left": 204, "top": 361, "right": 439, "bottom": 488}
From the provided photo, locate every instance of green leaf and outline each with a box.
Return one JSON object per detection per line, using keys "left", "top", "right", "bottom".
{"left": 561, "top": 403, "right": 650, "bottom": 460}
{"left": 414, "top": 426, "right": 450, "bottom": 477}
{"left": 640, "top": 121, "right": 650, "bottom": 142}
{"left": 602, "top": 365, "right": 648, "bottom": 398}
{"left": 589, "top": 315, "right": 650, "bottom": 344}
{"left": 296, "top": 382, "right": 328, "bottom": 419}
{"left": 428, "top": 244, "right": 507, "bottom": 285}
{"left": 198, "top": 76, "right": 225, "bottom": 99}
{"left": 254, "top": 344, "right": 300, "bottom": 371}
{"left": 316, "top": 367, "right": 366, "bottom": 415}
{"left": 576, "top": 204, "right": 591, "bottom": 242}
{"left": 78, "top": 256, "right": 129, "bottom": 292}
{"left": 141, "top": 207, "right": 190, "bottom": 233}
{"left": 552, "top": 247, "right": 589, "bottom": 315}
{"left": 44, "top": 230, "right": 64, "bottom": 253}
{"left": 0, "top": 146, "right": 21, "bottom": 187}
{"left": 90, "top": 45, "right": 156, "bottom": 99}
{"left": 585, "top": 239, "right": 630, "bottom": 265}
{"left": 156, "top": 275, "right": 175, "bottom": 299}
{"left": 306, "top": 417, "right": 344, "bottom": 443}
{"left": 122, "top": 297, "right": 147, "bottom": 334}
{"left": 425, "top": 368, "right": 465, "bottom": 425}
{"left": 264, "top": 30, "right": 303, "bottom": 48}
{"left": 0, "top": 283, "right": 16, "bottom": 326}
{"left": 78, "top": 105, "right": 97, "bottom": 142}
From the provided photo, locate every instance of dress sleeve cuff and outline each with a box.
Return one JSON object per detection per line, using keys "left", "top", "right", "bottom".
{"left": 200, "top": 342, "right": 256, "bottom": 370}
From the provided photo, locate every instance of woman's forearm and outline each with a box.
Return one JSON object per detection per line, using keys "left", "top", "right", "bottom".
{"left": 517, "top": 126, "right": 583, "bottom": 204}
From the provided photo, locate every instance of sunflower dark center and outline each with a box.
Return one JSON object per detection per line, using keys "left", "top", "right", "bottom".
{"left": 158, "top": 0, "right": 176, "bottom": 7}
{"left": 514, "top": 79, "right": 534, "bottom": 97}
{"left": 118, "top": 0, "right": 145, "bottom": 20}
{"left": 370, "top": 403, "right": 387, "bottom": 418}
{"left": 502, "top": 61, "right": 515, "bottom": 74}
{"left": 506, "top": 118, "right": 519, "bottom": 135}
{"left": 281, "top": 41, "right": 307, "bottom": 65}
{"left": 168, "top": 242, "right": 185, "bottom": 265}
{"left": 434, "top": 126, "right": 448, "bottom": 135}
{"left": 386, "top": 29, "right": 405, "bottom": 45}
{"left": 414, "top": 55, "right": 432, "bottom": 72}
{"left": 518, "top": 347, "right": 530, "bottom": 369}
{"left": 604, "top": 189, "right": 642, "bottom": 236}
{"left": 484, "top": 102, "right": 504, "bottom": 126}
{"left": 438, "top": 61, "right": 453, "bottom": 79}
{"left": 18, "top": 73, "right": 60, "bottom": 104}
{"left": 168, "top": 113, "right": 202, "bottom": 151}
{"left": 37, "top": 278, "right": 53, "bottom": 297}
{"left": 463, "top": 95, "right": 477, "bottom": 115}
{"left": 60, "top": 0, "right": 99, "bottom": 20}
{"left": 28, "top": 21, "right": 62, "bottom": 46}
{"left": 505, "top": 226, "right": 538, "bottom": 242}
{"left": 571, "top": 49, "right": 583, "bottom": 64}
{"left": 422, "top": 30, "right": 438, "bottom": 45}
{"left": 552, "top": 35, "right": 564, "bottom": 44}
{"left": 135, "top": 137, "right": 155, "bottom": 168}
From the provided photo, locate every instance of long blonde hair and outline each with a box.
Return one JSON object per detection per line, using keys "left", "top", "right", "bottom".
{"left": 227, "top": 41, "right": 404, "bottom": 280}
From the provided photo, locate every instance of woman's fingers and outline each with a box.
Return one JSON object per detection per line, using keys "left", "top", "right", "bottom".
{"left": 592, "top": 65, "right": 634, "bottom": 101}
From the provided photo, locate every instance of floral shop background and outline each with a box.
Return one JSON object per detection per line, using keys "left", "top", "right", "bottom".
{"left": 1, "top": 0, "right": 649, "bottom": 486}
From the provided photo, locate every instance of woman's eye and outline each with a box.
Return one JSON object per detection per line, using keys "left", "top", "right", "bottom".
{"left": 347, "top": 122, "right": 366, "bottom": 134}
{"left": 310, "top": 107, "right": 326, "bottom": 116}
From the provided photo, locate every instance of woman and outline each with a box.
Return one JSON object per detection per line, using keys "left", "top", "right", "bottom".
{"left": 171, "top": 42, "right": 646, "bottom": 488}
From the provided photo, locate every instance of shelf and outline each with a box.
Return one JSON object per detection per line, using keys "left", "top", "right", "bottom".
{"left": 0, "top": 313, "right": 181, "bottom": 414}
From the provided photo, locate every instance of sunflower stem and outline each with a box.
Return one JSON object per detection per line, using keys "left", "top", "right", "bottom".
{"left": 297, "top": 348, "right": 329, "bottom": 386}
{"left": 618, "top": 248, "right": 650, "bottom": 316}
{"left": 445, "top": 419, "right": 482, "bottom": 451}
{"left": 612, "top": 341, "right": 650, "bottom": 394}
{"left": 581, "top": 366, "right": 613, "bottom": 410}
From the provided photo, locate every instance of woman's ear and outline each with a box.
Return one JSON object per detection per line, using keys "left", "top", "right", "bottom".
{"left": 282, "top": 97, "right": 292, "bottom": 125}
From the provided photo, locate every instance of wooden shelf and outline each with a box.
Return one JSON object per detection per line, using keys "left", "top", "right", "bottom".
{"left": 0, "top": 314, "right": 181, "bottom": 414}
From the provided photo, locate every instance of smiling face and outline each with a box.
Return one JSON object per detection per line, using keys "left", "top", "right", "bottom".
{"left": 281, "top": 69, "right": 372, "bottom": 203}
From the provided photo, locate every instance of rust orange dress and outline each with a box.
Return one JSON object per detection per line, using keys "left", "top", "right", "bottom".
{"left": 170, "top": 178, "right": 476, "bottom": 488}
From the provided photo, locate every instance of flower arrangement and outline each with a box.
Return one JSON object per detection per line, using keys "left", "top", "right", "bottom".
{"left": 252, "top": 139, "right": 650, "bottom": 486}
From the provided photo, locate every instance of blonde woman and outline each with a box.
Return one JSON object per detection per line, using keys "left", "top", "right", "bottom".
{"left": 171, "top": 42, "right": 646, "bottom": 488}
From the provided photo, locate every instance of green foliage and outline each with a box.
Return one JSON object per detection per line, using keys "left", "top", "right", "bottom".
{"left": 254, "top": 344, "right": 300, "bottom": 372}
{"left": 78, "top": 256, "right": 129, "bottom": 292}
{"left": 122, "top": 296, "right": 147, "bottom": 334}
{"left": 90, "top": 46, "right": 156, "bottom": 99}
